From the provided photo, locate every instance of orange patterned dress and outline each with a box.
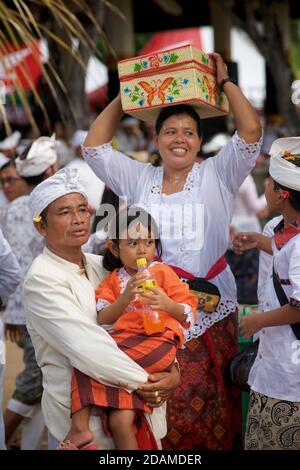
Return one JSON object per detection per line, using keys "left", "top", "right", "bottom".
{"left": 71, "top": 262, "right": 198, "bottom": 418}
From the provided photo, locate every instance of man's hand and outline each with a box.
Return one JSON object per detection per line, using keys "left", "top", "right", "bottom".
{"left": 137, "top": 364, "right": 180, "bottom": 408}
{"left": 240, "top": 314, "right": 262, "bottom": 340}
{"left": 4, "top": 324, "right": 21, "bottom": 343}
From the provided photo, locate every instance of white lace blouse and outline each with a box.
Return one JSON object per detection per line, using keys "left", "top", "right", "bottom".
{"left": 83, "top": 131, "right": 262, "bottom": 339}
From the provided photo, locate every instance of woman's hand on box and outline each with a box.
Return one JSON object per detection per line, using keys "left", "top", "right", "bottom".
{"left": 209, "top": 52, "right": 228, "bottom": 86}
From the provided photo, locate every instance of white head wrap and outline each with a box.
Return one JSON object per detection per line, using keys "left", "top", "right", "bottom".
{"left": 202, "top": 133, "right": 230, "bottom": 153}
{"left": 122, "top": 117, "right": 138, "bottom": 128}
{"left": 15, "top": 134, "right": 58, "bottom": 177}
{"left": 0, "top": 131, "right": 21, "bottom": 151}
{"left": 29, "top": 167, "right": 88, "bottom": 221}
{"left": 71, "top": 130, "right": 88, "bottom": 149}
{"left": 0, "top": 152, "right": 9, "bottom": 169}
{"left": 269, "top": 137, "right": 300, "bottom": 191}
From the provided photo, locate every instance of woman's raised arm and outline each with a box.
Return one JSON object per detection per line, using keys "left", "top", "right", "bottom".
{"left": 210, "top": 52, "right": 261, "bottom": 144}
{"left": 84, "top": 94, "right": 124, "bottom": 148}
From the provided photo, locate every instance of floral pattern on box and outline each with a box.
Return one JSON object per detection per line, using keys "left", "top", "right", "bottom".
{"left": 123, "top": 77, "right": 190, "bottom": 107}
{"left": 118, "top": 45, "right": 228, "bottom": 123}
{"left": 118, "top": 45, "right": 215, "bottom": 77}
{"left": 133, "top": 51, "right": 180, "bottom": 73}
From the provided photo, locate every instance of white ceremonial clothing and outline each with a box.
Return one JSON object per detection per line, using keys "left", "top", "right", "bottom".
{"left": 16, "top": 135, "right": 57, "bottom": 178}
{"left": 231, "top": 174, "right": 266, "bottom": 233}
{"left": 269, "top": 137, "right": 300, "bottom": 191}
{"left": 83, "top": 131, "right": 262, "bottom": 339}
{"left": 257, "top": 216, "right": 282, "bottom": 310}
{"left": 0, "top": 364, "right": 5, "bottom": 450}
{"left": 23, "top": 247, "right": 165, "bottom": 444}
{"left": 7, "top": 399, "right": 45, "bottom": 450}
{"left": 1, "top": 195, "right": 44, "bottom": 325}
{"left": 0, "top": 192, "right": 9, "bottom": 229}
{"left": 66, "top": 158, "right": 105, "bottom": 211}
{"left": 0, "top": 228, "right": 21, "bottom": 450}
{"left": 0, "top": 228, "right": 21, "bottom": 363}
{"left": 249, "top": 228, "right": 300, "bottom": 402}
{"left": 29, "top": 167, "right": 87, "bottom": 221}
{"left": 0, "top": 190, "right": 8, "bottom": 210}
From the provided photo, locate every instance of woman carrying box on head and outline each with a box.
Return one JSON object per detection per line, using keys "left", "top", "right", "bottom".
{"left": 82, "top": 52, "right": 262, "bottom": 450}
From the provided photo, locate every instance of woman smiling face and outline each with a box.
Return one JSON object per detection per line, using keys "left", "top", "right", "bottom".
{"left": 156, "top": 113, "right": 202, "bottom": 172}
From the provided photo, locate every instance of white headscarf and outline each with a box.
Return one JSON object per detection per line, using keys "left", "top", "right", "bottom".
{"left": 16, "top": 134, "right": 58, "bottom": 177}
{"left": 71, "top": 130, "right": 88, "bottom": 149}
{"left": 29, "top": 167, "right": 88, "bottom": 221}
{"left": 0, "top": 152, "right": 9, "bottom": 169}
{"left": 0, "top": 131, "right": 21, "bottom": 150}
{"left": 269, "top": 137, "right": 300, "bottom": 191}
{"left": 202, "top": 133, "right": 230, "bottom": 153}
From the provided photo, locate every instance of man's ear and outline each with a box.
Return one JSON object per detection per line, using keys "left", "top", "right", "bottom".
{"left": 34, "top": 220, "right": 47, "bottom": 237}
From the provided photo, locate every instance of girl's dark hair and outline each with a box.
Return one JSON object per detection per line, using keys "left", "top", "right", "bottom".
{"left": 102, "top": 206, "right": 162, "bottom": 272}
{"left": 273, "top": 180, "right": 300, "bottom": 212}
{"left": 155, "top": 104, "right": 203, "bottom": 138}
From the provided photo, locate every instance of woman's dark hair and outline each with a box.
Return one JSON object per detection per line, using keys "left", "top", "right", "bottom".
{"left": 155, "top": 104, "right": 203, "bottom": 138}
{"left": 273, "top": 180, "right": 300, "bottom": 212}
{"left": 102, "top": 206, "right": 162, "bottom": 272}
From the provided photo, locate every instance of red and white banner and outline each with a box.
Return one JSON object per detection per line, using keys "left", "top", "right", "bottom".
{"left": 0, "top": 41, "right": 41, "bottom": 93}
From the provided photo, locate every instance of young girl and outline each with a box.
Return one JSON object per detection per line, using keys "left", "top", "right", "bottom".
{"left": 233, "top": 138, "right": 300, "bottom": 450}
{"left": 59, "top": 207, "right": 198, "bottom": 450}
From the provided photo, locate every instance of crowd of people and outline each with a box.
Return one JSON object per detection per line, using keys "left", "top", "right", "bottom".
{"left": 0, "top": 51, "right": 299, "bottom": 452}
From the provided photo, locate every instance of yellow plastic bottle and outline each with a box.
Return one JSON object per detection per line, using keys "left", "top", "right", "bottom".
{"left": 136, "top": 258, "right": 165, "bottom": 335}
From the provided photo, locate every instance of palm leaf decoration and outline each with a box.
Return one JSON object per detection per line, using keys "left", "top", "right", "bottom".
{"left": 0, "top": 0, "right": 117, "bottom": 134}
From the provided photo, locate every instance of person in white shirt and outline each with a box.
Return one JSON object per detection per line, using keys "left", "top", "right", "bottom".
{"left": 227, "top": 174, "right": 268, "bottom": 304}
{"left": 67, "top": 130, "right": 105, "bottom": 214}
{"left": 233, "top": 137, "right": 300, "bottom": 450}
{"left": 23, "top": 167, "right": 180, "bottom": 449}
{"left": 203, "top": 134, "right": 268, "bottom": 304}
{"left": 82, "top": 52, "right": 262, "bottom": 449}
{"left": 0, "top": 160, "right": 29, "bottom": 228}
{"left": 2, "top": 136, "right": 59, "bottom": 449}
{"left": 257, "top": 215, "right": 282, "bottom": 310}
{"left": 0, "top": 153, "right": 10, "bottom": 210}
{"left": 0, "top": 229, "right": 21, "bottom": 450}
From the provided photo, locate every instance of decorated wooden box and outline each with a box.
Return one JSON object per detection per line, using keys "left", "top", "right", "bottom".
{"left": 118, "top": 44, "right": 229, "bottom": 124}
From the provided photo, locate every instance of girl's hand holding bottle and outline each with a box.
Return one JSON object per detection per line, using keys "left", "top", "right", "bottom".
{"left": 142, "top": 287, "right": 186, "bottom": 324}
{"left": 142, "top": 287, "right": 174, "bottom": 313}
{"left": 121, "top": 272, "right": 149, "bottom": 304}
